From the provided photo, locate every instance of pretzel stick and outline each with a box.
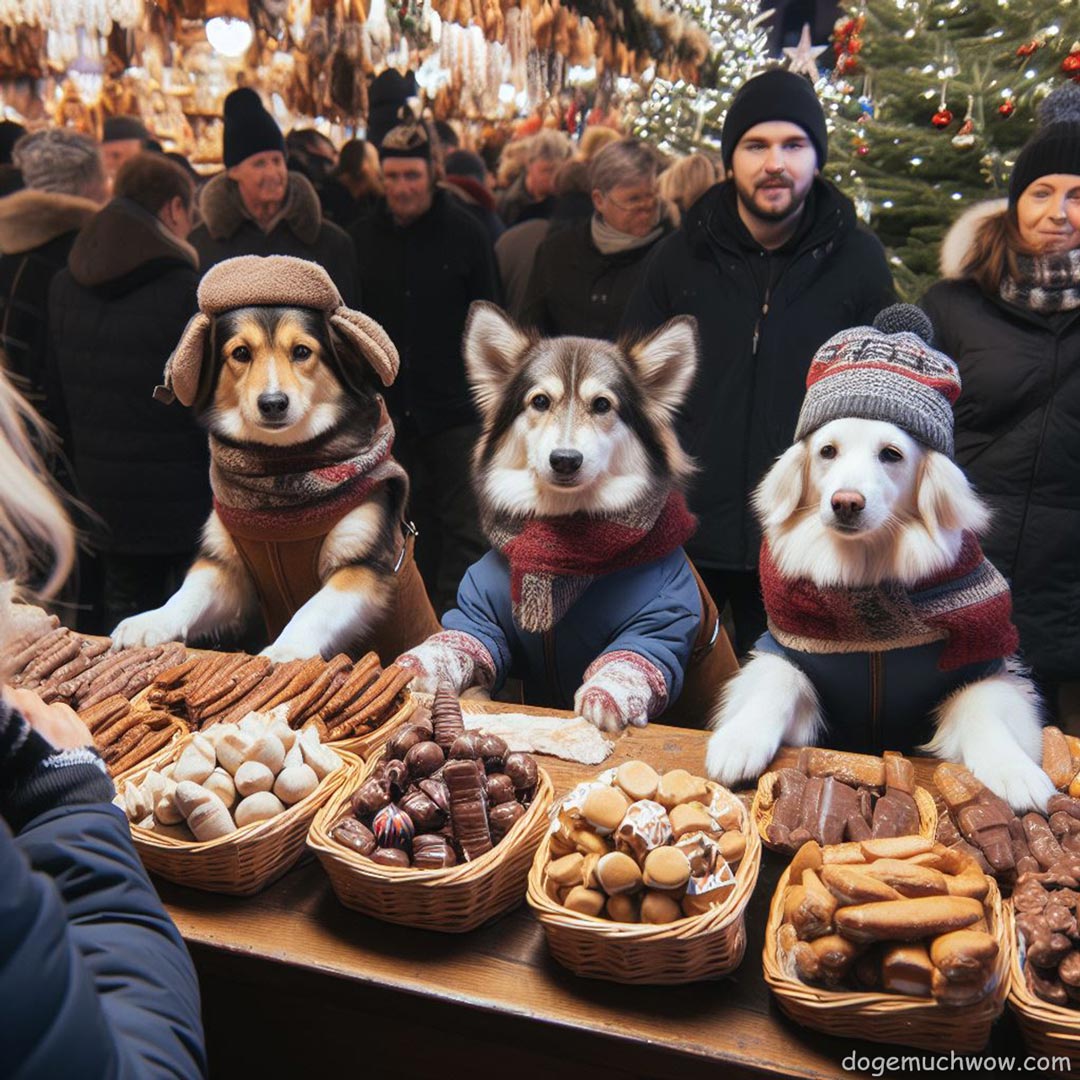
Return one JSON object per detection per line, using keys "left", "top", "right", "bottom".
{"left": 212, "top": 659, "right": 309, "bottom": 727}
{"left": 260, "top": 657, "right": 327, "bottom": 711}
{"left": 79, "top": 695, "right": 130, "bottom": 734}
{"left": 101, "top": 723, "right": 149, "bottom": 765}
{"left": 80, "top": 648, "right": 166, "bottom": 709}
{"left": 198, "top": 658, "right": 274, "bottom": 725}
{"left": 286, "top": 655, "right": 354, "bottom": 727}
{"left": 330, "top": 665, "right": 411, "bottom": 732}
{"left": 8, "top": 627, "right": 69, "bottom": 680}
{"left": 96, "top": 708, "right": 153, "bottom": 749}
{"left": 314, "top": 657, "right": 382, "bottom": 726}
{"left": 109, "top": 725, "right": 176, "bottom": 776}
{"left": 186, "top": 655, "right": 263, "bottom": 718}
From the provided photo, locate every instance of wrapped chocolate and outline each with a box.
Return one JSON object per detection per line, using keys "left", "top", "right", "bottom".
{"left": 404, "top": 740, "right": 444, "bottom": 780}
{"left": 373, "top": 803, "right": 415, "bottom": 851}
{"left": 615, "top": 800, "right": 674, "bottom": 863}
{"left": 332, "top": 817, "right": 376, "bottom": 856}
{"left": 504, "top": 752, "right": 538, "bottom": 798}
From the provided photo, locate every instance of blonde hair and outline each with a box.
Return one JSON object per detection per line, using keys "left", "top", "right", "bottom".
{"left": 578, "top": 126, "right": 620, "bottom": 162}
{"left": 961, "top": 206, "right": 1032, "bottom": 295}
{"left": 658, "top": 154, "right": 717, "bottom": 222}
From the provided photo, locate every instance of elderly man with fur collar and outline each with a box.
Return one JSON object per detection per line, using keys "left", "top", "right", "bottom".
{"left": 189, "top": 88, "right": 357, "bottom": 304}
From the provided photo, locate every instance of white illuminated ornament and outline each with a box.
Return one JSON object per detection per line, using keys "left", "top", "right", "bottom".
{"left": 205, "top": 16, "right": 253, "bottom": 57}
{"left": 783, "top": 23, "right": 827, "bottom": 78}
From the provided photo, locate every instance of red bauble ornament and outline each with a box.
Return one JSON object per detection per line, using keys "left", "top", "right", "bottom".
{"left": 931, "top": 108, "right": 954, "bottom": 129}
{"left": 856, "top": 144, "right": 870, "bottom": 157}
{"left": 838, "top": 55, "right": 859, "bottom": 74}
{"left": 847, "top": 37, "right": 863, "bottom": 54}
{"left": 998, "top": 99, "right": 1015, "bottom": 117}
{"left": 1063, "top": 52, "right": 1080, "bottom": 74}
{"left": 1016, "top": 41, "right": 1039, "bottom": 58}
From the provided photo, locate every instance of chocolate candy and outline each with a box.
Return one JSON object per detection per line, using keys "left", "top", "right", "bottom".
{"left": 409, "top": 705, "right": 434, "bottom": 737}
{"left": 399, "top": 789, "right": 446, "bottom": 832}
{"left": 485, "top": 773, "right": 516, "bottom": 805}
{"left": 419, "top": 777, "right": 450, "bottom": 813}
{"left": 404, "top": 740, "right": 445, "bottom": 780}
{"left": 373, "top": 803, "right": 415, "bottom": 850}
{"left": 412, "top": 833, "right": 458, "bottom": 869}
{"left": 432, "top": 683, "right": 465, "bottom": 752}
{"left": 504, "top": 752, "right": 538, "bottom": 795}
{"left": 444, "top": 759, "right": 493, "bottom": 861}
{"left": 448, "top": 732, "right": 483, "bottom": 761}
{"left": 370, "top": 847, "right": 411, "bottom": 868}
{"left": 331, "top": 816, "right": 376, "bottom": 856}
{"left": 385, "top": 759, "right": 409, "bottom": 799}
{"left": 387, "top": 724, "right": 427, "bottom": 761}
{"left": 477, "top": 733, "right": 509, "bottom": 773}
{"left": 351, "top": 777, "right": 391, "bottom": 818}
{"left": 489, "top": 800, "right": 525, "bottom": 842}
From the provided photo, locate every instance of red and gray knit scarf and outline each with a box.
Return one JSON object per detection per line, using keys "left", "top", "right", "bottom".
{"left": 209, "top": 402, "right": 408, "bottom": 541}
{"left": 486, "top": 490, "right": 697, "bottom": 634}
{"left": 759, "top": 532, "right": 1019, "bottom": 671}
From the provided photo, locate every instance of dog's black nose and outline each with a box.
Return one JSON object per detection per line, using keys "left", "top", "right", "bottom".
{"left": 550, "top": 449, "right": 583, "bottom": 476}
{"left": 831, "top": 490, "right": 866, "bottom": 522}
{"left": 257, "top": 392, "right": 290, "bottom": 418}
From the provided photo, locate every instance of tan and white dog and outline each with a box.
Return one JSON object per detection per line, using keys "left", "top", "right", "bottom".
{"left": 705, "top": 307, "right": 1054, "bottom": 813}
{"left": 113, "top": 255, "right": 439, "bottom": 662}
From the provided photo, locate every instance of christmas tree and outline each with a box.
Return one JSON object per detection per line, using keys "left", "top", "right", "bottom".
{"left": 823, "top": 0, "right": 1080, "bottom": 297}
{"left": 631, "top": 0, "right": 774, "bottom": 156}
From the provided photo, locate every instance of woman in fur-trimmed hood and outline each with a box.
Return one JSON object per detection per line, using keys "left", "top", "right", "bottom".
{"left": 920, "top": 83, "right": 1080, "bottom": 711}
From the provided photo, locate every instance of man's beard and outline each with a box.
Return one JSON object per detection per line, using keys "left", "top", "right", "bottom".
{"left": 736, "top": 178, "right": 810, "bottom": 224}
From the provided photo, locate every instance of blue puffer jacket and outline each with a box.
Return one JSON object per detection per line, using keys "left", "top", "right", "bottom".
{"left": 0, "top": 801, "right": 206, "bottom": 1079}
{"left": 443, "top": 547, "right": 702, "bottom": 710}
{"left": 754, "top": 630, "right": 1005, "bottom": 755}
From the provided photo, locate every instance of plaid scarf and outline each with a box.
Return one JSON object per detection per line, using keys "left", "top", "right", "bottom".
{"left": 1001, "top": 249, "right": 1080, "bottom": 313}
{"left": 759, "top": 532, "right": 1019, "bottom": 671}
{"left": 486, "top": 491, "right": 697, "bottom": 634}
{"left": 209, "top": 400, "right": 408, "bottom": 540}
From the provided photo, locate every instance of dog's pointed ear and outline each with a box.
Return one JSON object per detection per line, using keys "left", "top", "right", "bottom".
{"left": 156, "top": 312, "right": 211, "bottom": 407}
{"left": 754, "top": 441, "right": 809, "bottom": 530}
{"left": 624, "top": 316, "right": 698, "bottom": 420}
{"left": 917, "top": 451, "right": 990, "bottom": 537}
{"left": 463, "top": 301, "right": 531, "bottom": 419}
{"left": 329, "top": 307, "right": 399, "bottom": 387}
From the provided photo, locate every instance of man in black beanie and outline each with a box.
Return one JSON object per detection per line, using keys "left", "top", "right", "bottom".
{"left": 188, "top": 87, "right": 356, "bottom": 301}
{"left": 621, "top": 68, "right": 895, "bottom": 656}
{"left": 101, "top": 115, "right": 151, "bottom": 182}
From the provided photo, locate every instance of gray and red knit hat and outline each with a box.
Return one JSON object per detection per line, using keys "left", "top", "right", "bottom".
{"left": 794, "top": 304, "right": 961, "bottom": 457}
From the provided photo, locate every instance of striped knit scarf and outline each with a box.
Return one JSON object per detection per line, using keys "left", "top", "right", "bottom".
{"left": 1001, "top": 249, "right": 1080, "bottom": 313}
{"left": 209, "top": 400, "right": 408, "bottom": 540}
{"left": 759, "top": 532, "right": 1019, "bottom": 671}
{"left": 486, "top": 490, "right": 697, "bottom": 634}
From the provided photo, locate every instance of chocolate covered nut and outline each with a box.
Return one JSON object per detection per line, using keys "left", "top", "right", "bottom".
{"left": 405, "top": 740, "right": 445, "bottom": 780}
{"left": 444, "top": 759, "right": 493, "bottom": 861}
{"left": 640, "top": 891, "right": 683, "bottom": 924}
{"left": 582, "top": 785, "right": 630, "bottom": 835}
{"left": 387, "top": 724, "right": 426, "bottom": 762}
{"left": 614, "top": 760, "right": 660, "bottom": 803}
{"left": 432, "top": 683, "right": 465, "bottom": 751}
{"left": 399, "top": 789, "right": 446, "bottom": 832}
{"left": 351, "top": 777, "right": 391, "bottom": 818}
{"left": 449, "top": 731, "right": 483, "bottom": 760}
{"left": 477, "top": 733, "right": 509, "bottom": 773}
{"left": 332, "top": 817, "right": 376, "bottom": 856}
{"left": 370, "top": 847, "right": 411, "bottom": 868}
{"left": 419, "top": 777, "right": 450, "bottom": 813}
{"left": 504, "top": 752, "right": 538, "bottom": 795}
{"left": 385, "top": 759, "right": 409, "bottom": 798}
{"left": 409, "top": 705, "right": 434, "bottom": 736}
{"left": 489, "top": 800, "right": 525, "bottom": 842}
{"left": 373, "top": 803, "right": 415, "bottom": 850}
{"left": 412, "top": 833, "right": 457, "bottom": 869}
{"left": 485, "top": 773, "right": 516, "bottom": 805}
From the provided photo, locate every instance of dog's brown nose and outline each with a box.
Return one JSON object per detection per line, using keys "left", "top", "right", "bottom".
{"left": 831, "top": 490, "right": 866, "bottom": 521}
{"left": 550, "top": 449, "right": 583, "bottom": 476}
{"left": 257, "top": 392, "right": 289, "bottom": 419}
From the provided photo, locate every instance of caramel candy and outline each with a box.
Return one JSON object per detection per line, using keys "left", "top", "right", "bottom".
{"left": 716, "top": 830, "right": 746, "bottom": 865}
{"left": 444, "top": 759, "right": 493, "bottom": 861}
{"left": 1044, "top": 726, "right": 1075, "bottom": 791}
{"left": 606, "top": 894, "right": 641, "bottom": 923}
{"left": 448, "top": 732, "right": 483, "bottom": 761}
{"left": 399, "top": 789, "right": 446, "bottom": 832}
{"left": 656, "top": 769, "right": 708, "bottom": 810}
{"left": 412, "top": 833, "right": 457, "bottom": 869}
{"left": 548, "top": 852, "right": 586, "bottom": 886}
{"left": 596, "top": 851, "right": 643, "bottom": 896}
{"left": 431, "top": 682, "right": 465, "bottom": 752}
{"left": 883, "top": 752, "right": 915, "bottom": 795}
{"left": 477, "top": 733, "right": 509, "bottom": 773}
{"left": 640, "top": 891, "right": 683, "bottom": 924}
{"left": 670, "top": 802, "right": 717, "bottom": 840}
{"left": 616, "top": 800, "right": 673, "bottom": 862}
{"left": 564, "top": 886, "right": 606, "bottom": 917}
{"left": 643, "top": 846, "right": 691, "bottom": 891}
{"left": 614, "top": 760, "right": 660, "bottom": 803}
{"left": 489, "top": 800, "right": 525, "bottom": 842}
{"left": 582, "top": 785, "right": 630, "bottom": 835}
{"left": 370, "top": 847, "right": 411, "bottom": 868}
{"left": 332, "top": 817, "right": 376, "bottom": 855}
{"left": 387, "top": 724, "right": 427, "bottom": 762}
{"left": 504, "top": 752, "right": 538, "bottom": 797}
{"left": 352, "top": 776, "right": 391, "bottom": 818}
{"left": 799, "top": 747, "right": 885, "bottom": 789}
{"left": 485, "top": 773, "right": 516, "bottom": 805}
{"left": 404, "top": 740, "right": 445, "bottom": 780}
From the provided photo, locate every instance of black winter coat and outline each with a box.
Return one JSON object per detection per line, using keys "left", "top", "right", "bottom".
{"left": 48, "top": 198, "right": 210, "bottom": 556}
{"left": 621, "top": 180, "right": 895, "bottom": 570}
{"left": 190, "top": 170, "right": 358, "bottom": 304}
{"left": 350, "top": 189, "right": 500, "bottom": 436}
{"left": 0, "top": 190, "right": 97, "bottom": 414}
{"left": 521, "top": 215, "right": 673, "bottom": 340}
{"left": 922, "top": 272, "right": 1080, "bottom": 678}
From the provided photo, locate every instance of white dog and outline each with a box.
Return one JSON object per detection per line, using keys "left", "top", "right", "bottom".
{"left": 705, "top": 313, "right": 1054, "bottom": 814}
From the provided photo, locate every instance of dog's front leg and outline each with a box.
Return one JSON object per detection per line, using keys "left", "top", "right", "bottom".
{"left": 924, "top": 669, "right": 1055, "bottom": 813}
{"left": 705, "top": 652, "right": 822, "bottom": 788}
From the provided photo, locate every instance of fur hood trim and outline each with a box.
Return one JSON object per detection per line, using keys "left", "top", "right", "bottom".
{"left": 939, "top": 198, "right": 1008, "bottom": 280}
{"left": 0, "top": 190, "right": 99, "bottom": 255}
{"left": 198, "top": 170, "right": 323, "bottom": 243}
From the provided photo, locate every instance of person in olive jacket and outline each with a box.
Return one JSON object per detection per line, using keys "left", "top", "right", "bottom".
{"left": 621, "top": 70, "right": 895, "bottom": 655}
{"left": 520, "top": 137, "right": 673, "bottom": 341}
{"left": 921, "top": 84, "right": 1080, "bottom": 720}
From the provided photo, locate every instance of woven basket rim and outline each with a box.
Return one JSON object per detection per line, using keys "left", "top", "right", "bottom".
{"left": 1005, "top": 900, "right": 1080, "bottom": 1040}
{"left": 117, "top": 732, "right": 356, "bottom": 852}
{"left": 752, "top": 763, "right": 938, "bottom": 855}
{"left": 307, "top": 750, "right": 555, "bottom": 883}
{"left": 525, "top": 777, "right": 761, "bottom": 941}
{"left": 324, "top": 691, "right": 414, "bottom": 754}
{"left": 763, "top": 852, "right": 1012, "bottom": 1024}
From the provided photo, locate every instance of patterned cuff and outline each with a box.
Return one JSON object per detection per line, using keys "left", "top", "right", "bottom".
{"left": 429, "top": 631, "right": 497, "bottom": 690}
{"left": 582, "top": 650, "right": 670, "bottom": 717}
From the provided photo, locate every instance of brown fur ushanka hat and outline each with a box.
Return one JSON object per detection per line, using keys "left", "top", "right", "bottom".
{"left": 155, "top": 254, "right": 399, "bottom": 406}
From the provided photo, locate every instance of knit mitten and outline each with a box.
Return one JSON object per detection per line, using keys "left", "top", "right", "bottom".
{"left": 396, "top": 631, "right": 497, "bottom": 696}
{"left": 574, "top": 651, "right": 669, "bottom": 733}
{"left": 0, "top": 697, "right": 113, "bottom": 833}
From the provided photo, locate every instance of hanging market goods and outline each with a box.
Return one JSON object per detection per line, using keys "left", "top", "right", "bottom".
{"left": 79, "top": 694, "right": 182, "bottom": 777}
{"left": 144, "top": 650, "right": 412, "bottom": 740}
{"left": 1013, "top": 859, "right": 1080, "bottom": 1007}
{"left": 753, "top": 749, "right": 935, "bottom": 854}
{"left": 330, "top": 700, "right": 540, "bottom": 868}
{"left": 115, "top": 712, "right": 342, "bottom": 841}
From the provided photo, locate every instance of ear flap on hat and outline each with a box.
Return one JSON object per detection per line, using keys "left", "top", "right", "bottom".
{"left": 328, "top": 307, "right": 399, "bottom": 388}
{"left": 154, "top": 312, "right": 211, "bottom": 407}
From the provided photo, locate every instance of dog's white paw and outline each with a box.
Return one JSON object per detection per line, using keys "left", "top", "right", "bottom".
{"left": 965, "top": 753, "right": 1056, "bottom": 814}
{"left": 260, "top": 640, "right": 320, "bottom": 663}
{"left": 705, "top": 719, "right": 780, "bottom": 789}
{"left": 111, "top": 610, "right": 187, "bottom": 649}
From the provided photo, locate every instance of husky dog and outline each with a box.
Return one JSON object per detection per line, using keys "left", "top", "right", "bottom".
{"left": 112, "top": 255, "right": 439, "bottom": 662}
{"left": 397, "top": 302, "right": 738, "bottom": 731}
{"left": 705, "top": 306, "right": 1053, "bottom": 813}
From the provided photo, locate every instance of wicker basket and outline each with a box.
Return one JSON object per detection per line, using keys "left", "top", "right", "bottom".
{"left": 762, "top": 859, "right": 1011, "bottom": 1052}
{"left": 526, "top": 783, "right": 762, "bottom": 984}
{"left": 116, "top": 736, "right": 359, "bottom": 896}
{"left": 752, "top": 766, "right": 938, "bottom": 854}
{"left": 325, "top": 691, "right": 416, "bottom": 759}
{"left": 307, "top": 753, "right": 554, "bottom": 932}
{"left": 1006, "top": 902, "right": 1080, "bottom": 1069}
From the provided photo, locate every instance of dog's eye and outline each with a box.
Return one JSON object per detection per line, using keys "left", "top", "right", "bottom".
{"left": 531, "top": 394, "right": 551, "bottom": 412}
{"left": 292, "top": 344, "right": 313, "bottom": 361}
{"left": 879, "top": 446, "right": 904, "bottom": 464}
{"left": 591, "top": 396, "right": 612, "bottom": 415}
{"left": 819, "top": 444, "right": 836, "bottom": 459}
{"left": 231, "top": 345, "right": 251, "bottom": 362}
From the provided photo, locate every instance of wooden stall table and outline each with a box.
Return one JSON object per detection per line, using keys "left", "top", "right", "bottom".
{"left": 155, "top": 709, "right": 1032, "bottom": 1079}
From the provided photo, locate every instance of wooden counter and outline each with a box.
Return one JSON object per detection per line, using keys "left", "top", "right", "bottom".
{"left": 157, "top": 721, "right": 1030, "bottom": 1079}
